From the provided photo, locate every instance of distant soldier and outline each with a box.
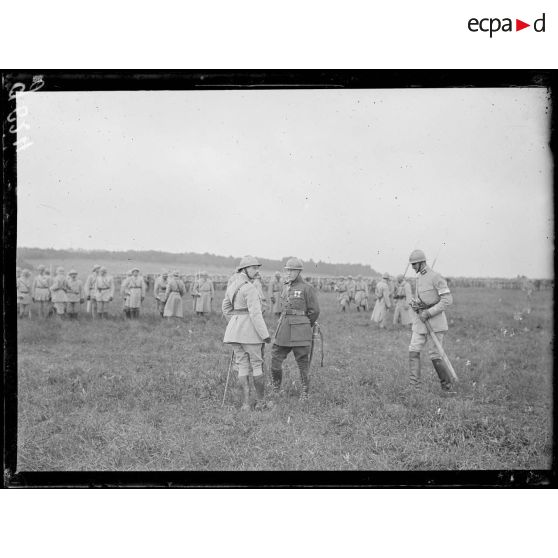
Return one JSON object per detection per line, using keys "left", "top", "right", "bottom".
{"left": 122, "top": 268, "right": 146, "bottom": 319}
{"left": 271, "top": 258, "right": 320, "bottom": 401}
{"left": 354, "top": 275, "right": 369, "bottom": 312}
{"left": 94, "top": 266, "right": 114, "bottom": 318}
{"left": 84, "top": 265, "right": 100, "bottom": 318}
{"left": 222, "top": 256, "right": 271, "bottom": 411}
{"left": 253, "top": 270, "right": 268, "bottom": 314}
{"left": 32, "top": 264, "right": 51, "bottom": 318}
{"left": 121, "top": 270, "right": 133, "bottom": 319}
{"left": 336, "top": 276, "right": 350, "bottom": 312}
{"left": 193, "top": 271, "right": 214, "bottom": 316}
{"left": 17, "top": 269, "right": 33, "bottom": 318}
{"left": 407, "top": 249, "right": 454, "bottom": 393}
{"left": 267, "top": 271, "right": 284, "bottom": 317}
{"left": 521, "top": 275, "right": 535, "bottom": 311}
{"left": 153, "top": 270, "right": 169, "bottom": 317}
{"left": 164, "top": 271, "right": 186, "bottom": 319}
{"left": 50, "top": 267, "right": 68, "bottom": 318}
{"left": 43, "top": 269, "right": 53, "bottom": 316}
{"left": 65, "top": 270, "right": 85, "bottom": 319}
{"left": 346, "top": 275, "right": 356, "bottom": 304}
{"left": 393, "top": 274, "right": 412, "bottom": 327}
{"left": 371, "top": 273, "right": 391, "bottom": 329}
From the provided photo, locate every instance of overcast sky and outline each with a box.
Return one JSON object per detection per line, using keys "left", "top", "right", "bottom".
{"left": 17, "top": 87, "right": 553, "bottom": 278}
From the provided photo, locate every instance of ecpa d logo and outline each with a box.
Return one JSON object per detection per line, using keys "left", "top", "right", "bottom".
{"left": 468, "top": 13, "right": 545, "bottom": 37}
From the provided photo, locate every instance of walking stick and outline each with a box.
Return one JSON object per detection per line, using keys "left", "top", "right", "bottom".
{"left": 221, "top": 351, "right": 235, "bottom": 407}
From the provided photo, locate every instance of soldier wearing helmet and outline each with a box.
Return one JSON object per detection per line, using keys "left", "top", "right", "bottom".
{"left": 267, "top": 271, "right": 284, "bottom": 317}
{"left": 354, "top": 274, "right": 369, "bottom": 312}
{"left": 407, "top": 249, "right": 454, "bottom": 392}
{"left": 94, "top": 266, "right": 115, "bottom": 319}
{"left": 336, "top": 276, "right": 350, "bottom": 312}
{"left": 222, "top": 256, "right": 271, "bottom": 411}
{"left": 346, "top": 275, "right": 356, "bottom": 305}
{"left": 49, "top": 267, "right": 69, "bottom": 318}
{"left": 371, "top": 272, "right": 392, "bottom": 328}
{"left": 84, "top": 265, "right": 101, "bottom": 317}
{"left": 17, "top": 269, "right": 33, "bottom": 319}
{"left": 32, "top": 264, "right": 51, "bottom": 318}
{"left": 153, "top": 269, "right": 169, "bottom": 317}
{"left": 271, "top": 257, "right": 320, "bottom": 401}
{"left": 65, "top": 270, "right": 85, "bottom": 319}
{"left": 164, "top": 271, "right": 186, "bottom": 320}
{"left": 393, "top": 274, "right": 412, "bottom": 327}
{"left": 121, "top": 267, "right": 146, "bottom": 319}
{"left": 192, "top": 271, "right": 214, "bottom": 317}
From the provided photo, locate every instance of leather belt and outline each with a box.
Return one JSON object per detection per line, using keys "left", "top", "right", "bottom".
{"left": 230, "top": 309, "right": 249, "bottom": 315}
{"left": 284, "top": 310, "right": 306, "bottom": 316}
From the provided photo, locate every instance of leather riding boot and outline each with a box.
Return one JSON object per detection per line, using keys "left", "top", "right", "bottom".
{"left": 432, "top": 359, "right": 454, "bottom": 392}
{"left": 253, "top": 375, "right": 267, "bottom": 410}
{"left": 271, "top": 368, "right": 282, "bottom": 392}
{"left": 298, "top": 364, "right": 310, "bottom": 400}
{"left": 409, "top": 351, "right": 421, "bottom": 389}
{"left": 238, "top": 376, "right": 251, "bottom": 411}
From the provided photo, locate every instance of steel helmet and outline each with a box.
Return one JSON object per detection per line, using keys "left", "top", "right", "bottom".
{"left": 284, "top": 257, "right": 303, "bottom": 270}
{"left": 348, "top": 275, "right": 353, "bottom": 279}
{"left": 92, "top": 264, "right": 101, "bottom": 271}
{"left": 397, "top": 274, "right": 404, "bottom": 282}
{"left": 382, "top": 272, "right": 390, "bottom": 280}
{"left": 37, "top": 264, "right": 45, "bottom": 271}
{"left": 56, "top": 267, "right": 65, "bottom": 274}
{"left": 409, "top": 249, "right": 426, "bottom": 264}
{"left": 236, "top": 255, "right": 261, "bottom": 272}
{"left": 69, "top": 269, "right": 78, "bottom": 275}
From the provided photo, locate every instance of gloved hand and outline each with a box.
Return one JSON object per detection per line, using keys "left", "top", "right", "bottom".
{"left": 419, "top": 310, "right": 430, "bottom": 322}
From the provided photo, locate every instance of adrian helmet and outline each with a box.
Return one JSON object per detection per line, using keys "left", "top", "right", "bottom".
{"left": 236, "top": 255, "right": 261, "bottom": 272}
{"left": 409, "top": 249, "right": 426, "bottom": 264}
{"left": 284, "top": 257, "right": 303, "bottom": 270}
{"left": 382, "top": 272, "right": 390, "bottom": 280}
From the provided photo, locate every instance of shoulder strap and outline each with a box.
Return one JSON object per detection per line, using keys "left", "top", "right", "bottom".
{"left": 231, "top": 280, "right": 248, "bottom": 308}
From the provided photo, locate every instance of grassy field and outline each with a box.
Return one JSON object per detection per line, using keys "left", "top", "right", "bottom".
{"left": 17, "top": 287, "right": 552, "bottom": 471}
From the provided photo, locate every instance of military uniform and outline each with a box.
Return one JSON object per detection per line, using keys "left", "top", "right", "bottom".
{"left": 193, "top": 274, "right": 214, "bottom": 315}
{"left": 154, "top": 273, "right": 169, "bottom": 316}
{"left": 84, "top": 265, "right": 100, "bottom": 317}
{"left": 121, "top": 270, "right": 146, "bottom": 318}
{"left": 393, "top": 276, "right": 412, "bottom": 326}
{"left": 50, "top": 268, "right": 68, "bottom": 316}
{"left": 94, "top": 268, "right": 115, "bottom": 318}
{"left": 267, "top": 274, "right": 284, "bottom": 316}
{"left": 164, "top": 272, "right": 186, "bottom": 318}
{"left": 336, "top": 278, "right": 350, "bottom": 311}
{"left": 407, "top": 249, "right": 454, "bottom": 392}
{"left": 371, "top": 274, "right": 391, "bottom": 328}
{"left": 271, "top": 258, "right": 320, "bottom": 399}
{"left": 66, "top": 272, "right": 85, "bottom": 318}
{"left": 354, "top": 276, "right": 369, "bottom": 311}
{"left": 17, "top": 270, "right": 33, "bottom": 318}
{"left": 32, "top": 267, "right": 51, "bottom": 318}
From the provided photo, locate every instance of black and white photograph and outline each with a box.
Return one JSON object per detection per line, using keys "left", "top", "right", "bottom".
{"left": 3, "top": 71, "right": 554, "bottom": 483}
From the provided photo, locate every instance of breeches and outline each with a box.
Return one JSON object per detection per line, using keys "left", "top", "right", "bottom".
{"left": 229, "top": 343, "right": 264, "bottom": 377}
{"left": 53, "top": 302, "right": 66, "bottom": 315}
{"left": 271, "top": 344, "right": 310, "bottom": 374}
{"left": 409, "top": 331, "right": 445, "bottom": 360}
{"left": 66, "top": 301, "right": 80, "bottom": 314}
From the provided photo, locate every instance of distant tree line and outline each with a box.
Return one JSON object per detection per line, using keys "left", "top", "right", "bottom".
{"left": 17, "top": 247, "right": 380, "bottom": 277}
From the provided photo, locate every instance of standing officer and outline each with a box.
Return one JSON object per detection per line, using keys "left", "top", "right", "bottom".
{"left": 354, "top": 275, "right": 369, "bottom": 312}
{"left": 267, "top": 271, "right": 284, "bottom": 317}
{"left": 407, "top": 249, "right": 454, "bottom": 392}
{"left": 271, "top": 258, "right": 320, "bottom": 401}
{"left": 393, "top": 274, "right": 412, "bottom": 327}
{"left": 94, "top": 266, "right": 115, "bottom": 318}
{"left": 371, "top": 273, "right": 391, "bottom": 328}
{"left": 17, "top": 269, "right": 33, "bottom": 319}
{"left": 122, "top": 267, "right": 146, "bottom": 319}
{"left": 346, "top": 275, "right": 356, "bottom": 304}
{"left": 222, "top": 256, "right": 271, "bottom": 411}
{"left": 336, "top": 277, "right": 350, "bottom": 312}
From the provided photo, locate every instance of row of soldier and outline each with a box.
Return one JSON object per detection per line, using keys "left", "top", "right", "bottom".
{"left": 16, "top": 265, "right": 217, "bottom": 320}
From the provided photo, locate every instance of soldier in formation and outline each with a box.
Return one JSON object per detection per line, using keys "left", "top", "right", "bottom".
{"left": 270, "top": 258, "right": 320, "bottom": 401}
{"left": 192, "top": 271, "right": 214, "bottom": 316}
{"left": 153, "top": 270, "right": 169, "bottom": 317}
{"left": 122, "top": 267, "right": 146, "bottom": 319}
{"left": 346, "top": 275, "right": 356, "bottom": 305}
{"left": 50, "top": 267, "right": 69, "bottom": 318}
{"left": 121, "top": 270, "right": 133, "bottom": 318}
{"left": 164, "top": 270, "right": 186, "bottom": 319}
{"left": 32, "top": 264, "right": 51, "bottom": 318}
{"left": 95, "top": 266, "right": 114, "bottom": 318}
{"left": 336, "top": 276, "right": 350, "bottom": 312}
{"left": 393, "top": 274, "right": 412, "bottom": 327}
{"left": 354, "top": 275, "right": 369, "bottom": 312}
{"left": 407, "top": 249, "right": 455, "bottom": 393}
{"left": 268, "top": 271, "right": 284, "bottom": 317}
{"left": 84, "top": 265, "right": 100, "bottom": 318}
{"left": 17, "top": 269, "right": 33, "bottom": 318}
{"left": 222, "top": 256, "right": 271, "bottom": 411}
{"left": 371, "top": 273, "right": 391, "bottom": 328}
{"left": 65, "top": 269, "right": 85, "bottom": 319}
